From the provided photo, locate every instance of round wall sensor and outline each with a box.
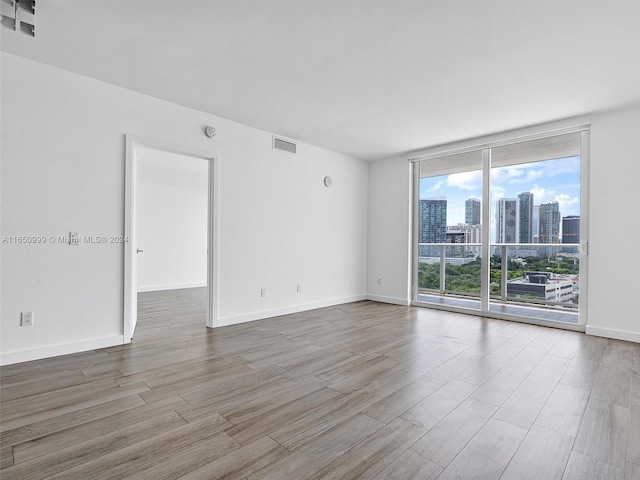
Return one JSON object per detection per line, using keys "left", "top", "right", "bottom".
{"left": 324, "top": 176, "right": 333, "bottom": 188}
{"left": 204, "top": 126, "right": 217, "bottom": 138}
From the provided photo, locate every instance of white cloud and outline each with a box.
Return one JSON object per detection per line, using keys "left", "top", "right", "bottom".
{"left": 529, "top": 185, "right": 556, "bottom": 204}
{"left": 491, "top": 185, "right": 506, "bottom": 202}
{"left": 502, "top": 167, "right": 544, "bottom": 184}
{"left": 525, "top": 169, "right": 544, "bottom": 182}
{"left": 542, "top": 157, "right": 580, "bottom": 177}
{"left": 492, "top": 166, "right": 533, "bottom": 185}
{"left": 555, "top": 193, "right": 578, "bottom": 209}
{"left": 426, "top": 179, "right": 444, "bottom": 192}
{"left": 447, "top": 171, "right": 481, "bottom": 190}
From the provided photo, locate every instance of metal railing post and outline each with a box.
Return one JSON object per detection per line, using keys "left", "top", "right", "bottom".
{"left": 501, "top": 245, "right": 508, "bottom": 302}
{"left": 439, "top": 245, "right": 446, "bottom": 294}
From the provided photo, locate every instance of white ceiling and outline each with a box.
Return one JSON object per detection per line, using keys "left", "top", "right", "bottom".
{"left": 2, "top": 0, "right": 639, "bottom": 161}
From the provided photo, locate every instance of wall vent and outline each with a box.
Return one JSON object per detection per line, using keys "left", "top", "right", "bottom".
{"left": 272, "top": 136, "right": 297, "bottom": 154}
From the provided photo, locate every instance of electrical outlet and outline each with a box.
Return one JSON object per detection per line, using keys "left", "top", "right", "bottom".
{"left": 21, "top": 311, "right": 34, "bottom": 326}
{"left": 297, "top": 284, "right": 302, "bottom": 293}
{"left": 377, "top": 278, "right": 382, "bottom": 285}
{"left": 261, "top": 288, "right": 266, "bottom": 298}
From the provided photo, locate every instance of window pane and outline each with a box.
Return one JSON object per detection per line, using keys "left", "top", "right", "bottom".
{"left": 490, "top": 135, "right": 581, "bottom": 245}
{"left": 489, "top": 132, "right": 581, "bottom": 321}
{"left": 417, "top": 150, "right": 482, "bottom": 304}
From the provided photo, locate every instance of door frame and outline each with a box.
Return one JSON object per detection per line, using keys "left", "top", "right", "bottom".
{"left": 123, "top": 135, "right": 219, "bottom": 342}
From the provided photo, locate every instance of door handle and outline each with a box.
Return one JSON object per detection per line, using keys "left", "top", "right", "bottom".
{"left": 137, "top": 249, "right": 144, "bottom": 253}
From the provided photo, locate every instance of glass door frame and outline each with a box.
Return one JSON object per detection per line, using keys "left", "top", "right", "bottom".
{"left": 410, "top": 118, "right": 590, "bottom": 331}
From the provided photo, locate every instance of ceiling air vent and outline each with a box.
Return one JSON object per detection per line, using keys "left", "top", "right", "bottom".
{"left": 273, "top": 136, "right": 297, "bottom": 154}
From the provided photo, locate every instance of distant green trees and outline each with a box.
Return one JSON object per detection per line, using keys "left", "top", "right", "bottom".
{"left": 418, "top": 259, "right": 483, "bottom": 293}
{"left": 418, "top": 255, "right": 579, "bottom": 295}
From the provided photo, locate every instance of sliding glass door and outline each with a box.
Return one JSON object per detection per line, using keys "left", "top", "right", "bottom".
{"left": 415, "top": 150, "right": 483, "bottom": 310}
{"left": 412, "top": 129, "right": 588, "bottom": 327}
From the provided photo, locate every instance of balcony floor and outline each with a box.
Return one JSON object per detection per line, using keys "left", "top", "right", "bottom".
{"left": 417, "top": 293, "right": 580, "bottom": 324}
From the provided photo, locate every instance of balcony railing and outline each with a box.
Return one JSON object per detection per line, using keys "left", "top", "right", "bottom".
{"left": 417, "top": 243, "right": 580, "bottom": 311}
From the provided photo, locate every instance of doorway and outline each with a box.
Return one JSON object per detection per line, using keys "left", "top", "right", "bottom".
{"left": 124, "top": 136, "right": 218, "bottom": 342}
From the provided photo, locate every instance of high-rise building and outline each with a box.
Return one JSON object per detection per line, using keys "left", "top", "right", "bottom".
{"left": 518, "top": 192, "right": 534, "bottom": 243}
{"left": 532, "top": 205, "right": 540, "bottom": 243}
{"left": 446, "top": 232, "right": 466, "bottom": 243}
{"left": 419, "top": 198, "right": 447, "bottom": 256}
{"left": 539, "top": 201, "right": 561, "bottom": 243}
{"left": 496, "top": 198, "right": 517, "bottom": 243}
{"left": 446, "top": 224, "right": 481, "bottom": 257}
{"left": 562, "top": 215, "right": 580, "bottom": 243}
{"left": 446, "top": 224, "right": 482, "bottom": 244}
{"left": 465, "top": 198, "right": 481, "bottom": 225}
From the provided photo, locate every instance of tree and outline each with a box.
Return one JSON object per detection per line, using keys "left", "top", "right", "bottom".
{"left": 417, "top": 255, "right": 578, "bottom": 298}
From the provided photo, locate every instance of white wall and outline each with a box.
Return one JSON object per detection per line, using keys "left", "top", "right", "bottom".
{"left": 586, "top": 104, "right": 640, "bottom": 342}
{"left": 366, "top": 156, "right": 412, "bottom": 305}
{"left": 367, "top": 106, "right": 640, "bottom": 343}
{"left": 136, "top": 152, "right": 208, "bottom": 292}
{"left": 0, "top": 53, "right": 368, "bottom": 364}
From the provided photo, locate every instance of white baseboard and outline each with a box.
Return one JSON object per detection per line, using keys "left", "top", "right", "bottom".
{"left": 366, "top": 294, "right": 411, "bottom": 306}
{"left": 215, "top": 295, "right": 367, "bottom": 327}
{"left": 586, "top": 325, "right": 640, "bottom": 344}
{"left": 0, "top": 335, "right": 125, "bottom": 366}
{"left": 137, "top": 282, "right": 207, "bottom": 293}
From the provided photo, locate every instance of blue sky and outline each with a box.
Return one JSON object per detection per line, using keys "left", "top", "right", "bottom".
{"left": 420, "top": 156, "right": 581, "bottom": 228}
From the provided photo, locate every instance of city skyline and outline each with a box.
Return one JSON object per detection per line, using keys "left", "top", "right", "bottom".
{"left": 420, "top": 156, "right": 580, "bottom": 240}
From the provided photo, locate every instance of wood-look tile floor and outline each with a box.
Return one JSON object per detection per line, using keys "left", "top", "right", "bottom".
{"left": 1, "top": 287, "right": 639, "bottom": 479}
